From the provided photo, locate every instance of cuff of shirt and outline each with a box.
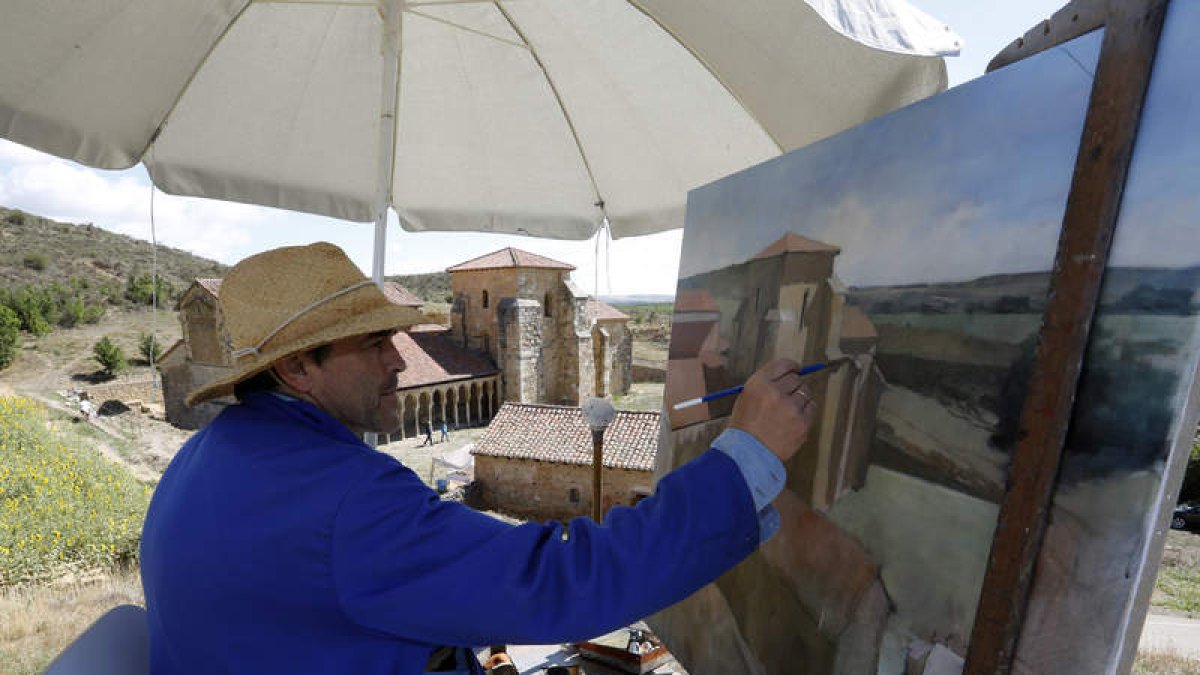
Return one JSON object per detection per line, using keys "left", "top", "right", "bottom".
{"left": 713, "top": 428, "right": 786, "bottom": 544}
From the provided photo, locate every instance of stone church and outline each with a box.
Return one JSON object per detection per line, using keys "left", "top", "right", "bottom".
{"left": 159, "top": 247, "right": 632, "bottom": 430}
{"left": 448, "top": 247, "right": 632, "bottom": 406}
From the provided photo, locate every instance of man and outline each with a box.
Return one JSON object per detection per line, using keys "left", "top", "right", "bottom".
{"left": 141, "top": 242, "right": 817, "bottom": 674}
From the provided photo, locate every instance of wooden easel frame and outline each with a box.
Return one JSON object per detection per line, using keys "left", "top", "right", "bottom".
{"left": 964, "top": 0, "right": 1171, "bottom": 672}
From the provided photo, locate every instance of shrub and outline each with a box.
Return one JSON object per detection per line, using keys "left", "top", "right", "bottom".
{"left": 138, "top": 332, "right": 163, "bottom": 364}
{"left": 6, "top": 287, "right": 52, "bottom": 337}
{"left": 1179, "top": 438, "right": 1200, "bottom": 504}
{"left": 92, "top": 337, "right": 127, "bottom": 379}
{"left": 58, "top": 296, "right": 85, "bottom": 329}
{"left": 4, "top": 210, "right": 26, "bottom": 226}
{"left": 82, "top": 303, "right": 105, "bottom": 324}
{"left": 0, "top": 396, "right": 152, "bottom": 585}
{"left": 125, "top": 273, "right": 174, "bottom": 307}
{"left": 21, "top": 254, "right": 47, "bottom": 271}
{"left": 0, "top": 306, "right": 19, "bottom": 369}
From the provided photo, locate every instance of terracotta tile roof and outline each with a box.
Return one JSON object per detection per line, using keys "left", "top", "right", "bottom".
{"left": 394, "top": 330, "right": 498, "bottom": 390}
{"left": 196, "top": 278, "right": 222, "bottom": 296}
{"left": 751, "top": 233, "right": 840, "bottom": 260}
{"left": 587, "top": 299, "right": 630, "bottom": 321}
{"left": 674, "top": 288, "right": 718, "bottom": 313}
{"left": 446, "top": 247, "right": 575, "bottom": 272}
{"left": 473, "top": 403, "right": 661, "bottom": 471}
{"left": 381, "top": 281, "right": 423, "bottom": 307}
{"left": 408, "top": 323, "right": 451, "bottom": 333}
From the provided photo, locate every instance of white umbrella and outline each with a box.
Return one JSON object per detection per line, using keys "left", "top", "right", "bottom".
{"left": 0, "top": 0, "right": 958, "bottom": 280}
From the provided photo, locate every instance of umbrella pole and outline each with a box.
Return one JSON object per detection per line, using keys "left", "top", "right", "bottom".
{"left": 365, "top": 0, "right": 403, "bottom": 448}
{"left": 371, "top": 0, "right": 403, "bottom": 287}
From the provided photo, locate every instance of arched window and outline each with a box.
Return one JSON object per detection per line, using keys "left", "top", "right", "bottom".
{"left": 544, "top": 292, "right": 552, "bottom": 318}
{"left": 482, "top": 290, "right": 489, "bottom": 308}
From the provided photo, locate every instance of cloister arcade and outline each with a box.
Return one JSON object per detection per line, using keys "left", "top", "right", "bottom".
{"left": 386, "top": 374, "right": 502, "bottom": 442}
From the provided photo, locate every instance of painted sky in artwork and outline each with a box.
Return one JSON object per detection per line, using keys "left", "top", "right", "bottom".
{"left": 679, "top": 27, "right": 1197, "bottom": 288}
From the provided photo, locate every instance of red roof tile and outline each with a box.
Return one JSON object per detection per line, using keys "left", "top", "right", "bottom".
{"left": 196, "top": 278, "right": 222, "bottom": 296}
{"left": 408, "top": 324, "right": 451, "bottom": 334}
{"left": 751, "top": 233, "right": 840, "bottom": 260}
{"left": 394, "top": 331, "right": 498, "bottom": 390}
{"left": 381, "top": 281, "right": 423, "bottom": 307}
{"left": 446, "top": 247, "right": 575, "bottom": 272}
{"left": 674, "top": 288, "right": 718, "bottom": 313}
{"left": 587, "top": 299, "right": 630, "bottom": 321}
{"left": 473, "top": 403, "right": 660, "bottom": 471}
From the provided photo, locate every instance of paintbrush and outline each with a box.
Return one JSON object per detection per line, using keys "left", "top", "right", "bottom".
{"left": 672, "top": 362, "right": 834, "bottom": 410}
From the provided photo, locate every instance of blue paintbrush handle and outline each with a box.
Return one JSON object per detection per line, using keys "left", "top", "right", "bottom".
{"left": 672, "top": 362, "right": 830, "bottom": 410}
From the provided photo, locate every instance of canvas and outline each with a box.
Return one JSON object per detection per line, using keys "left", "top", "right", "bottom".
{"left": 650, "top": 3, "right": 1200, "bottom": 673}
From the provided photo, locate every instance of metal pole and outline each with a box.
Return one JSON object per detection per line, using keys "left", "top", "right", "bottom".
{"left": 582, "top": 397, "right": 616, "bottom": 522}
{"left": 592, "top": 428, "right": 604, "bottom": 522}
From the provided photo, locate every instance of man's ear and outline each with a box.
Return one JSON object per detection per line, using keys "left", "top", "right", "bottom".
{"left": 272, "top": 353, "right": 316, "bottom": 394}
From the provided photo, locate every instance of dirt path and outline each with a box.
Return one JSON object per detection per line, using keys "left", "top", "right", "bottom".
{"left": 0, "top": 310, "right": 188, "bottom": 482}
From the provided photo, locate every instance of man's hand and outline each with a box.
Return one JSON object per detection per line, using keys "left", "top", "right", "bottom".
{"left": 728, "top": 358, "right": 818, "bottom": 463}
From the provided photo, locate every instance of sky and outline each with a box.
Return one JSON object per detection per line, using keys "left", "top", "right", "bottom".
{"left": 0, "top": 1, "right": 1074, "bottom": 297}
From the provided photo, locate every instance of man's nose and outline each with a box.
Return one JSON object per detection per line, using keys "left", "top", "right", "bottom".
{"left": 383, "top": 340, "right": 406, "bottom": 371}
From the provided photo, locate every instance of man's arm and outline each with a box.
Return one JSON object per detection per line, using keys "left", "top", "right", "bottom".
{"left": 332, "top": 358, "right": 815, "bottom": 647}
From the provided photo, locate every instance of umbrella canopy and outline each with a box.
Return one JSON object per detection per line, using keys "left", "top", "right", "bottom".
{"left": 0, "top": 0, "right": 957, "bottom": 248}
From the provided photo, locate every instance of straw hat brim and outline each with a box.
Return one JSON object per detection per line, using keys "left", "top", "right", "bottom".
{"left": 185, "top": 301, "right": 415, "bottom": 407}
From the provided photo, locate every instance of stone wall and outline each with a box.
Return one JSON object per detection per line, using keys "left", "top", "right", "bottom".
{"left": 475, "top": 455, "right": 654, "bottom": 522}
{"left": 160, "top": 362, "right": 231, "bottom": 430}
{"left": 498, "top": 298, "right": 544, "bottom": 402}
{"left": 87, "top": 378, "right": 160, "bottom": 407}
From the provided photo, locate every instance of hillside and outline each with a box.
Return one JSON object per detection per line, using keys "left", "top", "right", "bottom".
{"left": 0, "top": 207, "right": 227, "bottom": 305}
{"left": 386, "top": 271, "right": 450, "bottom": 303}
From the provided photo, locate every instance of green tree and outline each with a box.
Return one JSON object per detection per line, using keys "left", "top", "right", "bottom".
{"left": 0, "top": 305, "right": 20, "bottom": 369}
{"left": 8, "top": 286, "right": 51, "bottom": 336}
{"left": 92, "top": 336, "right": 127, "bottom": 379}
{"left": 1180, "top": 438, "right": 1200, "bottom": 504}
{"left": 125, "top": 273, "right": 174, "bottom": 306}
{"left": 139, "top": 332, "right": 163, "bottom": 364}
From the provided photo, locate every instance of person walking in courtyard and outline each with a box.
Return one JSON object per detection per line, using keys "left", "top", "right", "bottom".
{"left": 140, "top": 242, "right": 818, "bottom": 674}
{"left": 422, "top": 419, "right": 434, "bottom": 446}
{"left": 440, "top": 420, "right": 449, "bottom": 443}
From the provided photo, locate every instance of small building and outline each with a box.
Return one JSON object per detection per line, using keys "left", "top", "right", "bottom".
{"left": 472, "top": 402, "right": 660, "bottom": 522}
{"left": 160, "top": 278, "right": 427, "bottom": 430}
{"left": 448, "top": 247, "right": 632, "bottom": 406}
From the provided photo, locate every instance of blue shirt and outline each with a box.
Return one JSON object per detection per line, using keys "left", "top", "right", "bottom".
{"left": 141, "top": 393, "right": 782, "bottom": 674}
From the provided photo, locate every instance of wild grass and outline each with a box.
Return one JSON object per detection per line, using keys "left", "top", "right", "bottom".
{"left": 0, "top": 565, "right": 143, "bottom": 675}
{"left": 1133, "top": 647, "right": 1200, "bottom": 674}
{"left": 0, "top": 396, "right": 151, "bottom": 586}
{"left": 1158, "top": 568, "right": 1200, "bottom": 616}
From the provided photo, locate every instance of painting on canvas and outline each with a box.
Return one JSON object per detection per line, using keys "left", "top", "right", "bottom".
{"left": 651, "top": 4, "right": 1200, "bottom": 673}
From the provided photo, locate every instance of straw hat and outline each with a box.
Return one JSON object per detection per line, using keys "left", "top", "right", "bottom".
{"left": 187, "top": 242, "right": 421, "bottom": 406}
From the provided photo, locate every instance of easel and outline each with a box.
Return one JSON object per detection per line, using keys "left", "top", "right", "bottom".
{"left": 964, "top": 1, "right": 1179, "bottom": 672}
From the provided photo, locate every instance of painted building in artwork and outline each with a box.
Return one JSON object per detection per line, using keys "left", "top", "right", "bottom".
{"left": 667, "top": 232, "right": 883, "bottom": 511}
{"left": 472, "top": 402, "right": 660, "bottom": 521}
{"left": 448, "top": 247, "right": 632, "bottom": 406}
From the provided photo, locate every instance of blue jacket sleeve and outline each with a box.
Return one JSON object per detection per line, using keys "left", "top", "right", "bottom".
{"left": 712, "top": 428, "right": 786, "bottom": 544}
{"left": 331, "top": 448, "right": 760, "bottom": 647}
